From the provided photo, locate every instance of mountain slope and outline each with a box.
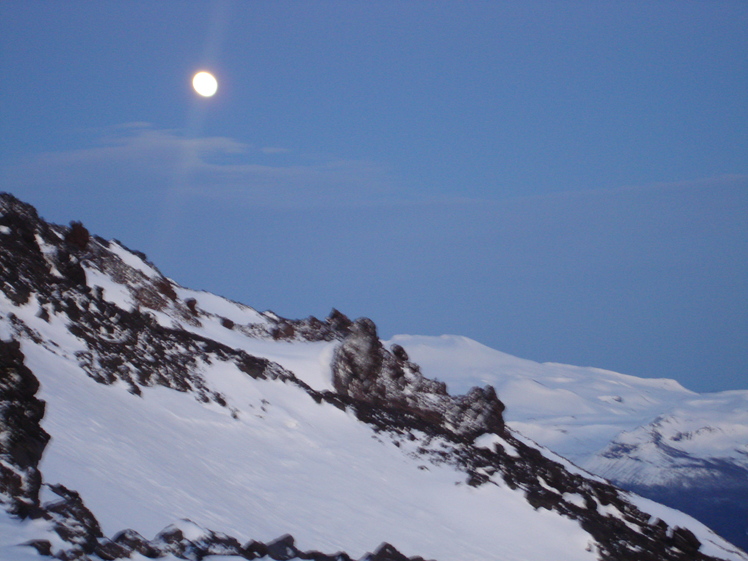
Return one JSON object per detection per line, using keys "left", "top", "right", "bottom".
{"left": 389, "top": 334, "right": 748, "bottom": 550}
{"left": 0, "top": 192, "right": 746, "bottom": 561}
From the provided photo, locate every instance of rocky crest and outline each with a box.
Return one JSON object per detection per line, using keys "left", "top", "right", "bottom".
{"left": 331, "top": 318, "right": 505, "bottom": 441}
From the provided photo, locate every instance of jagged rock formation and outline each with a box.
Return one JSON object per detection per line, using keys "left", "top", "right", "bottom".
{"left": 268, "top": 308, "right": 353, "bottom": 342}
{"left": 332, "top": 318, "right": 505, "bottom": 440}
{"left": 0, "top": 192, "right": 745, "bottom": 561}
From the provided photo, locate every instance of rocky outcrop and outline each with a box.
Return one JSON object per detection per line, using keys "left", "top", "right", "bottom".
{"left": 101, "top": 529, "right": 161, "bottom": 559}
{"left": 0, "top": 193, "right": 75, "bottom": 305}
{"left": 269, "top": 308, "right": 353, "bottom": 342}
{"left": 331, "top": 317, "right": 504, "bottom": 441}
{"left": 0, "top": 339, "right": 50, "bottom": 518}
{"left": 43, "top": 484, "right": 103, "bottom": 557}
{"left": 443, "top": 385, "right": 505, "bottom": 439}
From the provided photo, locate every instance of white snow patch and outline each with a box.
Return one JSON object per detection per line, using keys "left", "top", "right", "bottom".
{"left": 83, "top": 265, "right": 135, "bottom": 309}
{"left": 174, "top": 286, "right": 267, "bottom": 326}
{"left": 563, "top": 493, "right": 588, "bottom": 509}
{"left": 474, "top": 432, "right": 519, "bottom": 457}
{"left": 108, "top": 241, "right": 160, "bottom": 278}
{"left": 0, "top": 511, "right": 65, "bottom": 561}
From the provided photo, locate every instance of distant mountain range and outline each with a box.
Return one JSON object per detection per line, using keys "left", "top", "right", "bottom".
{"left": 0, "top": 192, "right": 745, "bottom": 561}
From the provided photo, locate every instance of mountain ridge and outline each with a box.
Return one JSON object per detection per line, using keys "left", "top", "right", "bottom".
{"left": 388, "top": 333, "right": 748, "bottom": 549}
{"left": 1, "top": 192, "right": 746, "bottom": 561}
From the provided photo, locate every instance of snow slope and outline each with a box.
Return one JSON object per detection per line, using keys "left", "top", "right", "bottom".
{"left": 1, "top": 193, "right": 746, "bottom": 561}
{"left": 2, "top": 298, "right": 745, "bottom": 561}
{"left": 389, "top": 334, "right": 748, "bottom": 550}
{"left": 4, "top": 299, "right": 602, "bottom": 561}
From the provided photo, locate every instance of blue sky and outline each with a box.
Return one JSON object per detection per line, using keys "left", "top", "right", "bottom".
{"left": 1, "top": 1, "right": 746, "bottom": 392}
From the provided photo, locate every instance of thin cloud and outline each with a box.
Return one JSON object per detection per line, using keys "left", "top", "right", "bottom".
{"left": 0, "top": 123, "right": 399, "bottom": 209}
{"left": 261, "top": 147, "right": 291, "bottom": 155}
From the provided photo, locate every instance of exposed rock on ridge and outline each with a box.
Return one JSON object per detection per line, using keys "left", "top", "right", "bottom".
{"left": 332, "top": 317, "right": 505, "bottom": 441}
{"left": 0, "top": 339, "right": 50, "bottom": 518}
{"left": 0, "top": 193, "right": 316, "bottom": 405}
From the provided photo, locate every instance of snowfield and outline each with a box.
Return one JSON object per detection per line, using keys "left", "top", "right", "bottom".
{"left": 1, "top": 291, "right": 744, "bottom": 561}
{"left": 6, "top": 302, "right": 603, "bottom": 561}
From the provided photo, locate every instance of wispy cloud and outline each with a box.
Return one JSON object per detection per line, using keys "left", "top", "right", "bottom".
{"left": 0, "top": 123, "right": 400, "bottom": 209}
{"left": 261, "top": 146, "right": 291, "bottom": 155}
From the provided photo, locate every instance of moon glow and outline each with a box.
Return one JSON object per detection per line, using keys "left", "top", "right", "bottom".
{"left": 192, "top": 71, "right": 218, "bottom": 97}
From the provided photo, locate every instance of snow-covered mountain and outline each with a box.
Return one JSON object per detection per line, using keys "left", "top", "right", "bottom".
{"left": 1, "top": 192, "right": 746, "bottom": 561}
{"left": 388, "top": 334, "right": 748, "bottom": 550}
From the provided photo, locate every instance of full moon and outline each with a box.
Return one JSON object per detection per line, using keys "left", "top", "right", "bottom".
{"left": 192, "top": 71, "right": 218, "bottom": 97}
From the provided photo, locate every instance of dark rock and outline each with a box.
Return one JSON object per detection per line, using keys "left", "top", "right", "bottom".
{"left": 56, "top": 247, "right": 87, "bottom": 288}
{"left": 95, "top": 539, "right": 132, "bottom": 561}
{"left": 195, "top": 532, "right": 243, "bottom": 559}
{"left": 267, "top": 534, "right": 300, "bottom": 560}
{"left": 332, "top": 318, "right": 384, "bottom": 398}
{"left": 55, "top": 546, "right": 90, "bottom": 560}
{"left": 44, "top": 484, "right": 103, "bottom": 553}
{"left": 24, "top": 539, "right": 52, "bottom": 556}
{"left": 363, "top": 542, "right": 410, "bottom": 561}
{"left": 36, "top": 301, "right": 51, "bottom": 322}
{"left": 299, "top": 550, "right": 352, "bottom": 561}
{"left": 331, "top": 317, "right": 504, "bottom": 442}
{"left": 152, "top": 525, "right": 188, "bottom": 556}
{"left": 267, "top": 308, "right": 353, "bottom": 342}
{"left": 444, "top": 385, "right": 505, "bottom": 440}
{"left": 669, "top": 526, "right": 702, "bottom": 555}
{"left": 152, "top": 521, "right": 245, "bottom": 560}
{"left": 112, "top": 528, "right": 161, "bottom": 558}
{"left": 64, "top": 221, "right": 89, "bottom": 252}
{"left": 155, "top": 278, "right": 178, "bottom": 302}
{"left": 390, "top": 344, "right": 409, "bottom": 363}
{"left": 272, "top": 321, "right": 296, "bottom": 340}
{"left": 0, "top": 193, "right": 51, "bottom": 305}
{"left": 0, "top": 339, "right": 50, "bottom": 517}
{"left": 242, "top": 539, "right": 269, "bottom": 559}
{"left": 327, "top": 308, "right": 353, "bottom": 337}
